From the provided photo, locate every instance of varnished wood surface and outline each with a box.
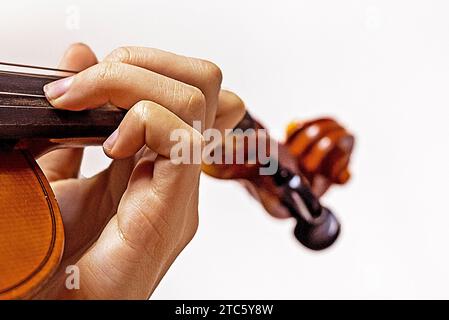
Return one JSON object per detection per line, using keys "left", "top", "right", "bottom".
{"left": 0, "top": 150, "right": 64, "bottom": 299}
{"left": 0, "top": 69, "right": 126, "bottom": 141}
{"left": 285, "top": 118, "right": 354, "bottom": 196}
{"left": 0, "top": 101, "right": 125, "bottom": 140}
{"left": 0, "top": 71, "right": 57, "bottom": 96}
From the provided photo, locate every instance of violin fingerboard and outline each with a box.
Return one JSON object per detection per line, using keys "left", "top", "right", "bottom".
{"left": 0, "top": 102, "right": 126, "bottom": 139}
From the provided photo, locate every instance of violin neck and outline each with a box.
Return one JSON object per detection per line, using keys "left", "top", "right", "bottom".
{"left": 0, "top": 63, "right": 125, "bottom": 141}
{"left": 0, "top": 98, "right": 125, "bottom": 140}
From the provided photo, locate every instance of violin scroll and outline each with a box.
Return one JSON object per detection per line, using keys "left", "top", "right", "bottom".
{"left": 285, "top": 118, "right": 355, "bottom": 197}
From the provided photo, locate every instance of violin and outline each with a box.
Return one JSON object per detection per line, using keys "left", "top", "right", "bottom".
{"left": 0, "top": 62, "right": 354, "bottom": 299}
{"left": 202, "top": 113, "right": 354, "bottom": 249}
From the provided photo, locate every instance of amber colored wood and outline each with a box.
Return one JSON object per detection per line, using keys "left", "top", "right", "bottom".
{"left": 285, "top": 118, "right": 355, "bottom": 197}
{"left": 0, "top": 150, "right": 64, "bottom": 300}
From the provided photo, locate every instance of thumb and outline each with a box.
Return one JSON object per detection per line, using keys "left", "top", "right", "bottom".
{"left": 74, "top": 149, "right": 202, "bottom": 298}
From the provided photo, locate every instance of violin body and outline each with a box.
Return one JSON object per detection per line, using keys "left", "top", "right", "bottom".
{"left": 0, "top": 149, "right": 63, "bottom": 299}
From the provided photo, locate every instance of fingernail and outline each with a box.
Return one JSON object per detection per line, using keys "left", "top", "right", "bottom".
{"left": 103, "top": 128, "right": 119, "bottom": 152}
{"left": 43, "top": 76, "right": 74, "bottom": 101}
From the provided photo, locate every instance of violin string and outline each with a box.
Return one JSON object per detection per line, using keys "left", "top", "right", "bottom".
{"left": 0, "top": 70, "right": 62, "bottom": 80}
{"left": 0, "top": 61, "right": 74, "bottom": 96}
{"left": 0, "top": 61, "right": 76, "bottom": 74}
{"left": 0, "top": 91, "right": 45, "bottom": 98}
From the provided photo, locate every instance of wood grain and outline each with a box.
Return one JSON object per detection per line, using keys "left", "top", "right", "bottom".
{"left": 0, "top": 150, "right": 64, "bottom": 299}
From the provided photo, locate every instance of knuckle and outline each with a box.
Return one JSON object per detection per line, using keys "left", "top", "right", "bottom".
{"left": 133, "top": 100, "right": 154, "bottom": 122}
{"left": 132, "top": 101, "right": 165, "bottom": 150}
{"left": 199, "top": 60, "right": 223, "bottom": 87}
{"left": 96, "top": 61, "right": 120, "bottom": 82}
{"left": 186, "top": 88, "right": 207, "bottom": 121}
{"left": 108, "top": 46, "right": 133, "bottom": 62}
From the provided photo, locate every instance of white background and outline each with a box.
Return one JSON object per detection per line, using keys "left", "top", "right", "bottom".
{"left": 2, "top": 0, "right": 449, "bottom": 299}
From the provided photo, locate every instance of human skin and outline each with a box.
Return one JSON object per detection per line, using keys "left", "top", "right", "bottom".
{"left": 34, "top": 43, "right": 246, "bottom": 299}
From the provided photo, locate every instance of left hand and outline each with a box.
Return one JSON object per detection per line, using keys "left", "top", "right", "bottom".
{"left": 34, "top": 43, "right": 245, "bottom": 299}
